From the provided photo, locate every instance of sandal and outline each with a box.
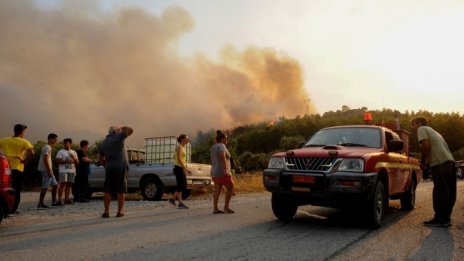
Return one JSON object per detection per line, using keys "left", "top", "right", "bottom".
{"left": 101, "top": 213, "right": 109, "bottom": 218}
{"left": 224, "top": 209, "right": 235, "bottom": 214}
{"left": 116, "top": 213, "right": 124, "bottom": 217}
{"left": 213, "top": 210, "right": 224, "bottom": 214}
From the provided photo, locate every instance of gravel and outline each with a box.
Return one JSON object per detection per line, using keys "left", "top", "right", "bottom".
{"left": 3, "top": 191, "right": 214, "bottom": 226}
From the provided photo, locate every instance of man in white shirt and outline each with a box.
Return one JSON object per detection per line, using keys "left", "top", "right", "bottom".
{"left": 56, "top": 138, "right": 79, "bottom": 205}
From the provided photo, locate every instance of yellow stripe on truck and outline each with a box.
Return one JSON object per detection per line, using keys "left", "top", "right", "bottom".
{"left": 375, "top": 162, "right": 421, "bottom": 170}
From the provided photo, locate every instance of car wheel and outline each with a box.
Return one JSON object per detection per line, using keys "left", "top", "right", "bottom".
{"left": 141, "top": 177, "right": 164, "bottom": 201}
{"left": 367, "top": 181, "right": 386, "bottom": 229}
{"left": 271, "top": 192, "right": 298, "bottom": 221}
{"left": 182, "top": 189, "right": 192, "bottom": 200}
{"left": 0, "top": 206, "right": 4, "bottom": 223}
{"left": 400, "top": 179, "right": 416, "bottom": 211}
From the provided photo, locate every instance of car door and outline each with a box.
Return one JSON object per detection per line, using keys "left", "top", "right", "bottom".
{"left": 385, "top": 131, "right": 409, "bottom": 195}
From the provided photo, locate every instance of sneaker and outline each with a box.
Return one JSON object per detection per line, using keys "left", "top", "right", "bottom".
{"left": 177, "top": 203, "right": 189, "bottom": 209}
{"left": 52, "top": 201, "right": 63, "bottom": 206}
{"left": 168, "top": 198, "right": 176, "bottom": 206}
{"left": 37, "top": 204, "right": 50, "bottom": 209}
{"left": 423, "top": 219, "right": 451, "bottom": 227}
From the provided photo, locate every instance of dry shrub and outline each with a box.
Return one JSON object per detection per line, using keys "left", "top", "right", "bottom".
{"left": 189, "top": 171, "right": 265, "bottom": 199}
{"left": 232, "top": 171, "right": 265, "bottom": 193}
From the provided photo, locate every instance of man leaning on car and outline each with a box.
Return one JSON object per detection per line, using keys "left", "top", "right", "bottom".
{"left": 0, "top": 124, "right": 35, "bottom": 214}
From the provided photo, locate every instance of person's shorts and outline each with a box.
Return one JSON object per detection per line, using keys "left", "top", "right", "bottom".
{"left": 212, "top": 175, "right": 233, "bottom": 186}
{"left": 41, "top": 171, "right": 58, "bottom": 188}
{"left": 103, "top": 167, "right": 128, "bottom": 194}
{"left": 59, "top": 172, "right": 76, "bottom": 184}
{"left": 173, "top": 165, "right": 186, "bottom": 192}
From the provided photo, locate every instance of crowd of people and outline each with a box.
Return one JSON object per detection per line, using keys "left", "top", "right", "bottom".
{"left": 0, "top": 124, "right": 236, "bottom": 219}
{"left": 0, "top": 125, "right": 95, "bottom": 213}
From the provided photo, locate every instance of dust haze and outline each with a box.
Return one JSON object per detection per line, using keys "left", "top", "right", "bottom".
{"left": 0, "top": 0, "right": 315, "bottom": 146}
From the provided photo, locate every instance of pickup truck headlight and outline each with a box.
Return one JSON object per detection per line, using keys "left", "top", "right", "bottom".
{"left": 338, "top": 158, "right": 364, "bottom": 172}
{"left": 268, "top": 157, "right": 285, "bottom": 169}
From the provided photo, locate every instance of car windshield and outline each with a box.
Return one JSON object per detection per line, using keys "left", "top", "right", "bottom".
{"left": 304, "top": 127, "right": 382, "bottom": 148}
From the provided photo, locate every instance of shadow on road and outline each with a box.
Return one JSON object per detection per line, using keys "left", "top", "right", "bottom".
{"left": 287, "top": 202, "right": 411, "bottom": 230}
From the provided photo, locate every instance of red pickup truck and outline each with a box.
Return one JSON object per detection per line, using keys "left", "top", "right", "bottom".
{"left": 263, "top": 125, "right": 422, "bottom": 228}
{"left": 0, "top": 149, "right": 15, "bottom": 223}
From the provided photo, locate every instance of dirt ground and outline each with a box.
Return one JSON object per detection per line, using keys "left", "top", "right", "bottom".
{"left": 2, "top": 191, "right": 216, "bottom": 227}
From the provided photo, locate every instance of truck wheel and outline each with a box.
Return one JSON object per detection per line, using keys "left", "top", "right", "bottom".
{"left": 141, "top": 177, "right": 164, "bottom": 201}
{"left": 182, "top": 189, "right": 192, "bottom": 200}
{"left": 400, "top": 179, "right": 416, "bottom": 211}
{"left": 271, "top": 192, "right": 298, "bottom": 221}
{"left": 367, "top": 181, "right": 386, "bottom": 229}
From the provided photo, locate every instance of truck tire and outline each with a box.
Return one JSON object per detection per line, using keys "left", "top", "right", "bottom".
{"left": 367, "top": 181, "right": 386, "bottom": 229}
{"left": 400, "top": 179, "right": 416, "bottom": 211}
{"left": 141, "top": 177, "right": 164, "bottom": 201}
{"left": 271, "top": 192, "right": 298, "bottom": 221}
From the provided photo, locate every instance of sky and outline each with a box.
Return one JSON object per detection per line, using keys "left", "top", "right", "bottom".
{"left": 1, "top": 0, "right": 463, "bottom": 146}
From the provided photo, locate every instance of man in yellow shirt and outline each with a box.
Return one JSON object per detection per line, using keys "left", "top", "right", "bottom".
{"left": 0, "top": 124, "right": 35, "bottom": 214}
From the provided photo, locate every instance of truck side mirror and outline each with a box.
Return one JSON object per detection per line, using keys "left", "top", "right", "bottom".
{"left": 388, "top": 140, "right": 404, "bottom": 153}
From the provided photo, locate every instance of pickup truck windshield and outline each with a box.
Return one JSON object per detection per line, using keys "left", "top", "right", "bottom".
{"left": 304, "top": 127, "right": 381, "bottom": 148}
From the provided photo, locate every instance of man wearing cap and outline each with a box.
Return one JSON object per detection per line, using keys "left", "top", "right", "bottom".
{"left": 99, "top": 126, "right": 133, "bottom": 218}
{"left": 0, "top": 124, "right": 35, "bottom": 214}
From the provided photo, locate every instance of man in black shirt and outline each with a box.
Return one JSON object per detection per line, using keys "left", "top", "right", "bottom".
{"left": 75, "top": 140, "right": 91, "bottom": 202}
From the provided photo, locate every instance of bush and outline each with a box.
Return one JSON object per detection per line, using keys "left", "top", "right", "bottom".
{"left": 279, "top": 135, "right": 306, "bottom": 150}
{"left": 238, "top": 152, "right": 268, "bottom": 171}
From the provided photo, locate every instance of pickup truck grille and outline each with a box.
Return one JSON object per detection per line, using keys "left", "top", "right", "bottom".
{"left": 285, "top": 157, "right": 338, "bottom": 172}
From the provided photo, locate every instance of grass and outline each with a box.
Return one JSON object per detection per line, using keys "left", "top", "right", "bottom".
{"left": 232, "top": 171, "right": 265, "bottom": 193}
{"left": 190, "top": 171, "right": 265, "bottom": 198}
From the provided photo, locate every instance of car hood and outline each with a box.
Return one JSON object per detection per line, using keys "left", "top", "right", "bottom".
{"left": 273, "top": 145, "right": 383, "bottom": 158}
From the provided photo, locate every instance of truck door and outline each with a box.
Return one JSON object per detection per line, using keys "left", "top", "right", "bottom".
{"left": 386, "top": 131, "right": 408, "bottom": 195}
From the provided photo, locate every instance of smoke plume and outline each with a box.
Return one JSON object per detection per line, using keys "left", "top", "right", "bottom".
{"left": 0, "top": 0, "right": 315, "bottom": 146}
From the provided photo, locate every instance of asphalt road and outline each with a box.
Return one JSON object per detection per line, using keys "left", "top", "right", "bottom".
{"left": 0, "top": 180, "right": 463, "bottom": 260}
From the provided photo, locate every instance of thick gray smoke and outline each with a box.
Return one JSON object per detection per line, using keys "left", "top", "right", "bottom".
{"left": 0, "top": 0, "right": 315, "bottom": 146}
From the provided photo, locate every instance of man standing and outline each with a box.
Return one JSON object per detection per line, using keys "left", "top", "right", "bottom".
{"left": 0, "top": 124, "right": 35, "bottom": 214}
{"left": 411, "top": 117, "right": 456, "bottom": 227}
{"left": 75, "top": 140, "right": 91, "bottom": 202}
{"left": 56, "top": 138, "right": 79, "bottom": 205}
{"left": 99, "top": 126, "right": 133, "bottom": 218}
{"left": 37, "top": 133, "right": 59, "bottom": 208}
